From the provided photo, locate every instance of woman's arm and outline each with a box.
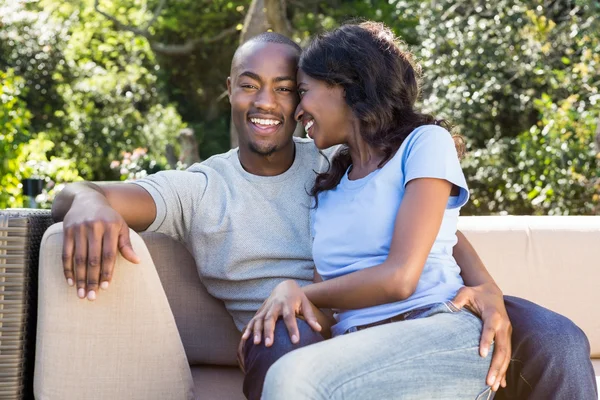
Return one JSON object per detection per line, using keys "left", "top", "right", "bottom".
{"left": 454, "top": 231, "right": 499, "bottom": 287}
{"left": 303, "top": 177, "right": 452, "bottom": 309}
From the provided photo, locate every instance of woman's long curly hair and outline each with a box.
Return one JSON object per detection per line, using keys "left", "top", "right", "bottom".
{"left": 301, "top": 21, "right": 463, "bottom": 203}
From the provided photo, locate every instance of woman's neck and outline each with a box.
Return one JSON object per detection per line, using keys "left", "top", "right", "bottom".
{"left": 346, "top": 126, "right": 385, "bottom": 180}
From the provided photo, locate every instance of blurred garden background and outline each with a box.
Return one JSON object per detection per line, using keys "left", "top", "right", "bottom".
{"left": 1, "top": 0, "right": 599, "bottom": 214}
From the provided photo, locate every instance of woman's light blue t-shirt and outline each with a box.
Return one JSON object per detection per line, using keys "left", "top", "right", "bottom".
{"left": 311, "top": 125, "right": 469, "bottom": 337}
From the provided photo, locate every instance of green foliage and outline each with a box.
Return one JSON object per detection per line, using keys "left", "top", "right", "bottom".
{"left": 462, "top": 94, "right": 600, "bottom": 215}
{"left": 0, "top": 69, "right": 31, "bottom": 208}
{"left": 1, "top": 0, "right": 598, "bottom": 214}
{"left": 0, "top": 69, "right": 83, "bottom": 209}
{"left": 416, "top": 0, "right": 600, "bottom": 146}
{"left": 16, "top": 135, "right": 84, "bottom": 209}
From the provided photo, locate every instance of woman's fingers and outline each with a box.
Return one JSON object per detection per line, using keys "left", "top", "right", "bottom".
{"left": 263, "top": 308, "right": 281, "bottom": 347}
{"left": 301, "top": 297, "right": 322, "bottom": 332}
{"left": 241, "top": 320, "right": 254, "bottom": 341}
{"left": 450, "top": 286, "right": 471, "bottom": 310}
{"left": 282, "top": 307, "right": 300, "bottom": 344}
{"left": 252, "top": 315, "right": 264, "bottom": 345}
{"left": 483, "top": 313, "right": 512, "bottom": 390}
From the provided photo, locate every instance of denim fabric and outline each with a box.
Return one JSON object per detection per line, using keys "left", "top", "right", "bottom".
{"left": 262, "top": 302, "right": 493, "bottom": 400}
{"left": 243, "top": 318, "right": 324, "bottom": 400}
{"left": 246, "top": 296, "right": 598, "bottom": 400}
{"left": 496, "top": 296, "right": 598, "bottom": 400}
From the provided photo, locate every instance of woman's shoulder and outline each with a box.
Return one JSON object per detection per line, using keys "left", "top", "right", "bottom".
{"left": 404, "top": 124, "right": 452, "bottom": 146}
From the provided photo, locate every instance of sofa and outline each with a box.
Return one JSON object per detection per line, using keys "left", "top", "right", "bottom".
{"left": 0, "top": 209, "right": 598, "bottom": 399}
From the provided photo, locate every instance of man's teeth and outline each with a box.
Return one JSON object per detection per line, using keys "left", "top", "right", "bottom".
{"left": 250, "top": 118, "right": 281, "bottom": 126}
{"left": 305, "top": 120, "right": 314, "bottom": 133}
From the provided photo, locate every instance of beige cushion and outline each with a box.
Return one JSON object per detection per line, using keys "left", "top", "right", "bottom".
{"left": 35, "top": 224, "right": 194, "bottom": 399}
{"left": 142, "top": 232, "right": 240, "bottom": 366}
{"left": 458, "top": 216, "right": 600, "bottom": 357}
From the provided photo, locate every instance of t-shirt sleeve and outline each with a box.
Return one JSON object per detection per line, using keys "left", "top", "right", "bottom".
{"left": 402, "top": 126, "right": 469, "bottom": 209}
{"left": 131, "top": 169, "right": 208, "bottom": 241}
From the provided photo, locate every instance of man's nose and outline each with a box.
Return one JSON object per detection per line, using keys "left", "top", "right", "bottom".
{"left": 254, "top": 88, "right": 276, "bottom": 111}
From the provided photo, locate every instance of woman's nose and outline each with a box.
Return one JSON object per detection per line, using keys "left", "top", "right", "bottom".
{"left": 294, "top": 104, "right": 304, "bottom": 122}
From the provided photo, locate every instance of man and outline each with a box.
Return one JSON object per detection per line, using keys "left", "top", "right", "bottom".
{"left": 51, "top": 33, "right": 597, "bottom": 399}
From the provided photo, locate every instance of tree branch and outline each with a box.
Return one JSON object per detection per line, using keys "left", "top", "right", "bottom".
{"left": 94, "top": 0, "right": 239, "bottom": 56}
{"left": 142, "top": 0, "right": 167, "bottom": 31}
{"left": 94, "top": 0, "right": 150, "bottom": 39}
{"left": 150, "top": 26, "right": 239, "bottom": 55}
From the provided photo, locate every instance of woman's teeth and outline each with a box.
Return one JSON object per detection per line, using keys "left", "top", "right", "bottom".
{"left": 250, "top": 118, "right": 281, "bottom": 126}
{"left": 305, "top": 120, "right": 314, "bottom": 133}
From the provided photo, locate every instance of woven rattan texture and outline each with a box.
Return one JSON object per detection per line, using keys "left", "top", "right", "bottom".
{"left": 0, "top": 209, "right": 54, "bottom": 399}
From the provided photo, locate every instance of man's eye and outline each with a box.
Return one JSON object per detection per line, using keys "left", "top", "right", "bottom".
{"left": 241, "top": 84, "right": 257, "bottom": 89}
{"left": 277, "top": 87, "right": 294, "bottom": 93}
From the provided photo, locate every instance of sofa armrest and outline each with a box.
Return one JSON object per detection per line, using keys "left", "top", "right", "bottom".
{"left": 0, "top": 209, "right": 54, "bottom": 399}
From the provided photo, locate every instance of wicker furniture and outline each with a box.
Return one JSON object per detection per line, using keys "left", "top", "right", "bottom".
{"left": 0, "top": 210, "right": 54, "bottom": 399}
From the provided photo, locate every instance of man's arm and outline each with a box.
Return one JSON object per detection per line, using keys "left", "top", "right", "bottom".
{"left": 453, "top": 230, "right": 512, "bottom": 391}
{"left": 52, "top": 182, "right": 156, "bottom": 231}
{"left": 52, "top": 182, "right": 157, "bottom": 300}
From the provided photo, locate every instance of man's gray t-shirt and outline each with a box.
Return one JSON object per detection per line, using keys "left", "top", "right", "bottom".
{"left": 133, "top": 137, "right": 331, "bottom": 331}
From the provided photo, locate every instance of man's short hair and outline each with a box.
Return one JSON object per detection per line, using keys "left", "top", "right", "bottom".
{"left": 231, "top": 32, "right": 301, "bottom": 73}
{"left": 246, "top": 32, "right": 301, "bottom": 53}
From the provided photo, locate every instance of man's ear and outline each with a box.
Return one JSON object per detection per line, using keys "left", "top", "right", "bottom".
{"left": 226, "top": 77, "right": 233, "bottom": 102}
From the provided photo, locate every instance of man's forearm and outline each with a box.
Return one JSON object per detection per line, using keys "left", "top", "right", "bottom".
{"left": 51, "top": 182, "right": 107, "bottom": 221}
{"left": 454, "top": 230, "right": 501, "bottom": 291}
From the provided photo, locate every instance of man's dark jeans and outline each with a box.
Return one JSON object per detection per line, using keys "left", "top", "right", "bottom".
{"left": 243, "top": 318, "right": 325, "bottom": 400}
{"left": 243, "top": 296, "right": 598, "bottom": 400}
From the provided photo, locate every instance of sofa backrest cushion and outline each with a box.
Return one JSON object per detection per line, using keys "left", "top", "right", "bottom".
{"left": 458, "top": 216, "right": 600, "bottom": 357}
{"left": 142, "top": 232, "right": 240, "bottom": 366}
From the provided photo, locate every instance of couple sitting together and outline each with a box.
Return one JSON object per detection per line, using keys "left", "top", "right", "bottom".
{"left": 52, "top": 21, "right": 597, "bottom": 399}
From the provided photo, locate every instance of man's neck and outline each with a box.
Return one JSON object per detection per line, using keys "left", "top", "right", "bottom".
{"left": 238, "top": 141, "right": 296, "bottom": 177}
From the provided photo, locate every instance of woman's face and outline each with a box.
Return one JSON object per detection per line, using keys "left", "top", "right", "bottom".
{"left": 294, "top": 69, "right": 355, "bottom": 149}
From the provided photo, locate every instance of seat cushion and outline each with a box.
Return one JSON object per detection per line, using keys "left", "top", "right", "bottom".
{"left": 191, "top": 366, "right": 245, "bottom": 400}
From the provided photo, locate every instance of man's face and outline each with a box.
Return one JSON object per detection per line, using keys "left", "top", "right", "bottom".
{"left": 227, "top": 42, "right": 300, "bottom": 156}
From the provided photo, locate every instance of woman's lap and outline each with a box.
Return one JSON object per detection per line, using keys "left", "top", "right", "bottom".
{"left": 262, "top": 302, "right": 493, "bottom": 400}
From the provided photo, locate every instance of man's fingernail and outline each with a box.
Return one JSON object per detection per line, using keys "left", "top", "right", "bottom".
{"left": 265, "top": 337, "right": 272, "bottom": 346}
{"left": 87, "top": 290, "right": 96, "bottom": 301}
{"left": 315, "top": 322, "right": 322, "bottom": 329}
{"left": 291, "top": 335, "right": 298, "bottom": 343}
{"left": 489, "top": 375, "right": 496, "bottom": 385}
{"left": 254, "top": 335, "right": 259, "bottom": 344}
{"left": 481, "top": 348, "right": 489, "bottom": 357}
{"left": 67, "top": 278, "right": 74, "bottom": 286}
{"left": 77, "top": 288, "right": 85, "bottom": 298}
{"left": 100, "top": 281, "right": 109, "bottom": 290}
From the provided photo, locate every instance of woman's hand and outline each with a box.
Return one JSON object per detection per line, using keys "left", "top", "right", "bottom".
{"left": 452, "top": 283, "right": 512, "bottom": 392}
{"left": 241, "top": 280, "right": 322, "bottom": 348}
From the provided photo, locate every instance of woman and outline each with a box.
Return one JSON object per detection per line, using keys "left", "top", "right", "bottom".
{"left": 256, "top": 21, "right": 493, "bottom": 399}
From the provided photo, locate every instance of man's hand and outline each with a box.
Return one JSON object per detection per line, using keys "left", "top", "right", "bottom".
{"left": 62, "top": 192, "right": 140, "bottom": 300}
{"left": 452, "top": 283, "right": 512, "bottom": 392}
{"left": 241, "top": 280, "right": 322, "bottom": 348}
